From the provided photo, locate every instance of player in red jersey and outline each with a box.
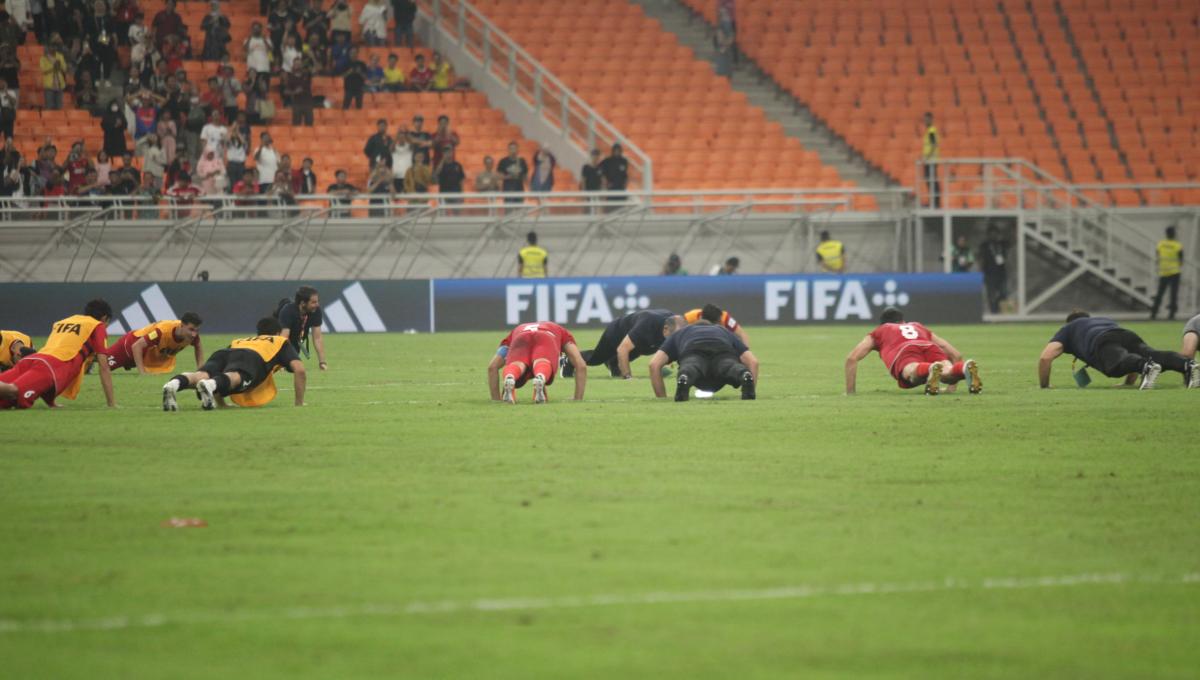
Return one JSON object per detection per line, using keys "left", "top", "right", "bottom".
{"left": 844, "top": 307, "right": 981, "bottom": 396}
{"left": 0, "top": 299, "right": 118, "bottom": 409}
{"left": 487, "top": 321, "right": 587, "bottom": 404}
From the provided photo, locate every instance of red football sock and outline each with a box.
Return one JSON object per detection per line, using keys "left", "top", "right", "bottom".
{"left": 949, "top": 361, "right": 965, "bottom": 379}
{"left": 503, "top": 364, "right": 524, "bottom": 382}
{"left": 915, "top": 363, "right": 931, "bottom": 378}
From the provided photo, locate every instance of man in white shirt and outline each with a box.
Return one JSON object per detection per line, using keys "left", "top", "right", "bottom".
{"left": 253, "top": 131, "right": 278, "bottom": 193}
{"left": 199, "top": 110, "right": 228, "bottom": 157}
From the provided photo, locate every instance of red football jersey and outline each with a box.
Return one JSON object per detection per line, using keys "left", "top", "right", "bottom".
{"left": 870, "top": 322, "right": 937, "bottom": 371}
{"left": 500, "top": 322, "right": 576, "bottom": 353}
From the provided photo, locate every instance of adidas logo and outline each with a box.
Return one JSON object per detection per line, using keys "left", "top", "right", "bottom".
{"left": 319, "top": 282, "right": 387, "bottom": 333}
{"left": 106, "top": 284, "right": 177, "bottom": 337}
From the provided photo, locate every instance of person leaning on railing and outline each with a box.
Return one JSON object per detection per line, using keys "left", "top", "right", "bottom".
{"left": 327, "top": 169, "right": 358, "bottom": 217}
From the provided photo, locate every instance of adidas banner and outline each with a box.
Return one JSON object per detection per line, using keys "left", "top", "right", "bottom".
{"left": 0, "top": 274, "right": 981, "bottom": 335}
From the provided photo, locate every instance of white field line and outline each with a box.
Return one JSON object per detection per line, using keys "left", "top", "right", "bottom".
{"left": 1, "top": 572, "right": 1196, "bottom": 634}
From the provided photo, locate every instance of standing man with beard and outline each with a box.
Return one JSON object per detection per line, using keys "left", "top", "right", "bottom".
{"left": 276, "top": 285, "right": 328, "bottom": 370}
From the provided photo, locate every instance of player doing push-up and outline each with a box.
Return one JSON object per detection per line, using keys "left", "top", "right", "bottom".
{"left": 488, "top": 321, "right": 587, "bottom": 404}
{"left": 844, "top": 307, "right": 981, "bottom": 396}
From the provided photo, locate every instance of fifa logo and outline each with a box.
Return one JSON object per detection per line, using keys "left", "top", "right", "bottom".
{"left": 505, "top": 282, "right": 650, "bottom": 325}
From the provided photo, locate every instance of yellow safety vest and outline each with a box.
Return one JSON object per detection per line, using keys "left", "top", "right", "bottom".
{"left": 0, "top": 330, "right": 32, "bottom": 368}
{"left": 922, "top": 125, "right": 939, "bottom": 160}
{"left": 817, "top": 240, "right": 845, "bottom": 272}
{"left": 227, "top": 335, "right": 289, "bottom": 407}
{"left": 133, "top": 320, "right": 193, "bottom": 373}
{"left": 1158, "top": 239, "right": 1182, "bottom": 277}
{"left": 41, "top": 314, "right": 105, "bottom": 400}
{"left": 519, "top": 245, "right": 548, "bottom": 278}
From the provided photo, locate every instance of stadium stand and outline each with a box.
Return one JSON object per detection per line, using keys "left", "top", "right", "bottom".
{"left": 681, "top": 0, "right": 1199, "bottom": 207}
{"left": 6, "top": 0, "right": 573, "bottom": 198}
{"left": 468, "top": 0, "right": 867, "bottom": 207}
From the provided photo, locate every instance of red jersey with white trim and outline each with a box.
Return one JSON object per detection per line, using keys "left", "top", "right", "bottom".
{"left": 500, "top": 322, "right": 576, "bottom": 353}
{"left": 870, "top": 322, "right": 937, "bottom": 372}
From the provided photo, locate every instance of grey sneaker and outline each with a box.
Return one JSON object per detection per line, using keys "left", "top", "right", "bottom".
{"left": 162, "top": 380, "right": 179, "bottom": 412}
{"left": 501, "top": 375, "right": 516, "bottom": 404}
{"left": 1187, "top": 360, "right": 1199, "bottom": 389}
{"left": 1140, "top": 361, "right": 1162, "bottom": 391}
{"left": 532, "top": 374, "right": 547, "bottom": 404}
{"left": 196, "top": 378, "right": 217, "bottom": 410}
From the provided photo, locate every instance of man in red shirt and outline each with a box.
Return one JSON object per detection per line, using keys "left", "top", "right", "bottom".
{"left": 486, "top": 321, "right": 587, "bottom": 404}
{"left": 64, "top": 145, "right": 92, "bottom": 194}
{"left": 0, "top": 299, "right": 117, "bottom": 409}
{"left": 844, "top": 306, "right": 981, "bottom": 396}
{"left": 409, "top": 53, "right": 433, "bottom": 91}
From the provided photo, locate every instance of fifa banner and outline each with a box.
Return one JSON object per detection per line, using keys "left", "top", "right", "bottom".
{"left": 432, "top": 274, "right": 984, "bottom": 330}
{"left": 0, "top": 280, "right": 432, "bottom": 335}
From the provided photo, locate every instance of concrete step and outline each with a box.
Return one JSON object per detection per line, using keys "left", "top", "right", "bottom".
{"left": 629, "top": 0, "right": 896, "bottom": 191}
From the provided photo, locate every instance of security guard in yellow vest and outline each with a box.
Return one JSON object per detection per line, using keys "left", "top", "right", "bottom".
{"left": 921, "top": 111, "right": 941, "bottom": 208}
{"left": 0, "top": 330, "right": 34, "bottom": 369}
{"left": 816, "top": 230, "right": 846, "bottom": 273}
{"left": 1152, "top": 225, "right": 1184, "bottom": 320}
{"left": 161, "top": 317, "right": 307, "bottom": 411}
{"left": 518, "top": 231, "right": 548, "bottom": 278}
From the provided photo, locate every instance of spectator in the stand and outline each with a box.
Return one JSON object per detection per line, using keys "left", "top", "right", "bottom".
{"left": 128, "top": 14, "right": 148, "bottom": 74}
{"left": 130, "top": 90, "right": 160, "bottom": 139}
{"left": 979, "top": 223, "right": 1008, "bottom": 314}
{"left": 498, "top": 141, "right": 527, "bottom": 202}
{"left": 951, "top": 234, "right": 974, "bottom": 273}
{"left": 342, "top": 46, "right": 366, "bottom": 110}
{"left": 86, "top": 1, "right": 117, "bottom": 86}
{"left": 276, "top": 154, "right": 294, "bottom": 190}
{"left": 101, "top": 100, "right": 128, "bottom": 157}
{"left": 392, "top": 0, "right": 415, "bottom": 48}
{"left": 286, "top": 61, "right": 315, "bottom": 126}
{"left": 151, "top": 0, "right": 185, "bottom": 51}
{"left": 64, "top": 144, "right": 93, "bottom": 194}
{"left": 921, "top": 111, "right": 940, "bottom": 208}
{"left": 364, "top": 119, "right": 390, "bottom": 167}
{"left": 226, "top": 128, "right": 248, "bottom": 186}
{"left": 296, "top": 157, "right": 317, "bottom": 194}
{"left": 37, "top": 141, "right": 60, "bottom": 186}
{"left": 246, "top": 74, "right": 274, "bottom": 123}
{"left": 73, "top": 169, "right": 105, "bottom": 200}
{"left": 382, "top": 53, "right": 406, "bottom": 91}
{"left": 5, "top": 0, "right": 31, "bottom": 41}
{"left": 474, "top": 155, "right": 500, "bottom": 193}
{"left": 365, "top": 54, "right": 384, "bottom": 92}
{"left": 304, "top": 32, "right": 329, "bottom": 74}
{"left": 328, "top": 0, "right": 352, "bottom": 45}
{"left": 0, "top": 44, "right": 19, "bottom": 92}
{"left": 0, "top": 78, "right": 15, "bottom": 141}
{"left": 139, "top": 133, "right": 167, "bottom": 190}
{"left": 816, "top": 230, "right": 845, "bottom": 273}
{"left": 215, "top": 64, "right": 241, "bottom": 126}
{"left": 367, "top": 160, "right": 391, "bottom": 216}
{"left": 201, "top": 0, "right": 231, "bottom": 61}
{"left": 409, "top": 53, "right": 433, "bottom": 91}
{"left": 598, "top": 142, "right": 629, "bottom": 211}
{"left": 714, "top": 3, "right": 735, "bottom": 77}
{"left": 387, "top": 136, "right": 412, "bottom": 191}
{"left": 327, "top": 168, "right": 357, "bottom": 216}
{"left": 712, "top": 256, "right": 740, "bottom": 276}
{"left": 254, "top": 131, "right": 279, "bottom": 193}
{"left": 0, "top": 151, "right": 22, "bottom": 198}
{"left": 403, "top": 149, "right": 432, "bottom": 197}
{"left": 75, "top": 40, "right": 102, "bottom": 87}
{"left": 111, "top": 154, "right": 141, "bottom": 194}
{"left": 166, "top": 170, "right": 202, "bottom": 208}
{"left": 406, "top": 115, "right": 432, "bottom": 159}
{"left": 200, "top": 76, "right": 223, "bottom": 115}
{"left": 303, "top": 0, "right": 330, "bottom": 47}
{"left": 530, "top": 145, "right": 556, "bottom": 193}
{"left": 329, "top": 31, "right": 350, "bottom": 74}
{"left": 75, "top": 71, "right": 100, "bottom": 111}
{"left": 271, "top": 168, "right": 296, "bottom": 206}
{"left": 232, "top": 112, "right": 252, "bottom": 147}
{"left": 94, "top": 152, "right": 113, "bottom": 188}
{"left": 580, "top": 148, "right": 602, "bottom": 191}
{"left": 281, "top": 32, "right": 303, "bottom": 75}
{"left": 156, "top": 117, "right": 178, "bottom": 166}
{"left": 436, "top": 146, "right": 465, "bottom": 206}
{"left": 40, "top": 42, "right": 68, "bottom": 110}
{"left": 431, "top": 51, "right": 455, "bottom": 91}
{"left": 662, "top": 253, "right": 688, "bottom": 275}
{"left": 163, "top": 144, "right": 193, "bottom": 189}
{"left": 233, "top": 167, "right": 259, "bottom": 209}
{"left": 431, "top": 115, "right": 459, "bottom": 167}
{"left": 196, "top": 148, "right": 227, "bottom": 195}
{"left": 200, "top": 110, "right": 228, "bottom": 156}
{"left": 244, "top": 22, "right": 272, "bottom": 79}
{"left": 266, "top": 2, "right": 292, "bottom": 61}
{"left": 359, "top": 0, "right": 388, "bottom": 46}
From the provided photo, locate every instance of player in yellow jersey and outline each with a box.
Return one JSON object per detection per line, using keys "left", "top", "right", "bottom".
{"left": 683, "top": 304, "right": 750, "bottom": 347}
{"left": 1151, "top": 225, "right": 1183, "bottom": 320}
{"left": 161, "top": 317, "right": 306, "bottom": 411}
{"left": 105, "top": 312, "right": 204, "bottom": 374}
{"left": 0, "top": 329, "right": 35, "bottom": 370}
{"left": 0, "top": 300, "right": 117, "bottom": 409}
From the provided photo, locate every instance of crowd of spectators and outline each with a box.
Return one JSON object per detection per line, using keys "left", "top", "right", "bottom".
{"left": 0, "top": 0, "right": 629, "bottom": 212}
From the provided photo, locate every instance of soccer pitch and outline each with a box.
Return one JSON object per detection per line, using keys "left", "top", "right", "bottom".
{"left": 3, "top": 323, "right": 1198, "bottom": 678}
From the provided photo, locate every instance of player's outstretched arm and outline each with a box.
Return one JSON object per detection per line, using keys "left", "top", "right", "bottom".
{"left": 616, "top": 336, "right": 636, "bottom": 379}
{"left": 648, "top": 350, "right": 669, "bottom": 398}
{"left": 97, "top": 358, "right": 117, "bottom": 407}
{"left": 740, "top": 350, "right": 759, "bottom": 385}
{"left": 1038, "top": 342, "right": 1064, "bottom": 388}
{"left": 193, "top": 336, "right": 204, "bottom": 369}
{"left": 290, "top": 360, "right": 307, "bottom": 405}
{"left": 131, "top": 336, "right": 150, "bottom": 374}
{"left": 564, "top": 342, "right": 587, "bottom": 400}
{"left": 930, "top": 333, "right": 963, "bottom": 362}
{"left": 844, "top": 336, "right": 874, "bottom": 395}
{"left": 487, "top": 354, "right": 504, "bottom": 401}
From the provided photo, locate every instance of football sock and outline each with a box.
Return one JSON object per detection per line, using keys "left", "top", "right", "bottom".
{"left": 949, "top": 361, "right": 965, "bottom": 379}
{"left": 915, "top": 363, "right": 931, "bottom": 378}
{"left": 168, "top": 375, "right": 189, "bottom": 390}
{"left": 502, "top": 365, "right": 523, "bottom": 382}
{"left": 212, "top": 373, "right": 233, "bottom": 395}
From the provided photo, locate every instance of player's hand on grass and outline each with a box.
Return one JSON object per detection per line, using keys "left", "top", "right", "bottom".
{"left": 319, "top": 361, "right": 328, "bottom": 371}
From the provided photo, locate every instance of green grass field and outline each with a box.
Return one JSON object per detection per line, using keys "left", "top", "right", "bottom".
{"left": 3, "top": 322, "right": 1199, "bottom": 678}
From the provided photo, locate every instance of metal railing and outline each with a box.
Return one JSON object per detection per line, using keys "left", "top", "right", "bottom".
{"left": 417, "top": 0, "right": 653, "bottom": 191}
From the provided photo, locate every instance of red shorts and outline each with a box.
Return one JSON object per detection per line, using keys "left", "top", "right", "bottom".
{"left": 0, "top": 355, "right": 79, "bottom": 408}
{"left": 891, "top": 345, "right": 948, "bottom": 388}
{"left": 104, "top": 331, "right": 138, "bottom": 371}
{"left": 506, "top": 333, "right": 560, "bottom": 388}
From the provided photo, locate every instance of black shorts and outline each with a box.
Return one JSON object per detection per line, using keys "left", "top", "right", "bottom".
{"left": 201, "top": 348, "right": 269, "bottom": 393}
